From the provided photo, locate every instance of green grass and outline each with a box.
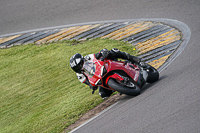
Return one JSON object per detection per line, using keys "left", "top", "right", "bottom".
{"left": 0, "top": 38, "right": 137, "bottom": 133}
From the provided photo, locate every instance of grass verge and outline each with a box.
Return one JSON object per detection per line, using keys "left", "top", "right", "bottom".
{"left": 0, "top": 38, "right": 137, "bottom": 133}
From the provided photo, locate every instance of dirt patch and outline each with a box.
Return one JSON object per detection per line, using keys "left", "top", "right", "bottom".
{"left": 64, "top": 94, "right": 123, "bottom": 132}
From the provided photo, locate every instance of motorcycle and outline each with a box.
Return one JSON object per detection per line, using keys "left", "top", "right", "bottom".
{"left": 83, "top": 54, "right": 159, "bottom": 96}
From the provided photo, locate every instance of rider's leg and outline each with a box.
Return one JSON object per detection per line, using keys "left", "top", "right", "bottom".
{"left": 99, "top": 86, "right": 113, "bottom": 99}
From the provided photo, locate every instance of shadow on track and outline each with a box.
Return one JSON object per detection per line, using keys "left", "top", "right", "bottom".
{"left": 120, "top": 75, "right": 168, "bottom": 101}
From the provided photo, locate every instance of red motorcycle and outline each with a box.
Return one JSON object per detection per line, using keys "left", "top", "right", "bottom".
{"left": 83, "top": 54, "right": 159, "bottom": 96}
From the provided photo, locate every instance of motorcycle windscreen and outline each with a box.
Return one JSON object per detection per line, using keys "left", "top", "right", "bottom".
{"left": 83, "top": 62, "right": 96, "bottom": 78}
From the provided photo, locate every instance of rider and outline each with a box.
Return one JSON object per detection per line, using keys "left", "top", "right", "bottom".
{"left": 70, "top": 48, "right": 142, "bottom": 99}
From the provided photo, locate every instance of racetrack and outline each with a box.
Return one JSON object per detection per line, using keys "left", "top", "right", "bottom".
{"left": 1, "top": 0, "right": 200, "bottom": 133}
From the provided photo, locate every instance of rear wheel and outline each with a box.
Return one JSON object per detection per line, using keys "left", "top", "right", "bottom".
{"left": 107, "top": 78, "right": 140, "bottom": 96}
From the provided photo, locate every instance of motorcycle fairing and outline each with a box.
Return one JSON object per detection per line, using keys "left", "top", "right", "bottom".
{"left": 103, "top": 60, "right": 140, "bottom": 83}
{"left": 83, "top": 54, "right": 140, "bottom": 88}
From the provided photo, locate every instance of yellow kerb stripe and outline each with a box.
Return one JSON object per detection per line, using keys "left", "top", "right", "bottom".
{"left": 136, "top": 29, "right": 177, "bottom": 48}
{"left": 136, "top": 29, "right": 181, "bottom": 55}
{"left": 60, "top": 24, "right": 101, "bottom": 40}
{"left": 148, "top": 54, "right": 171, "bottom": 69}
{"left": 36, "top": 26, "right": 81, "bottom": 44}
{"left": 138, "top": 34, "right": 181, "bottom": 55}
{"left": 0, "top": 34, "right": 21, "bottom": 44}
{"left": 101, "top": 21, "right": 145, "bottom": 39}
{"left": 115, "top": 23, "right": 158, "bottom": 40}
{"left": 46, "top": 26, "right": 86, "bottom": 43}
{"left": 112, "top": 22, "right": 157, "bottom": 40}
{"left": 109, "top": 22, "right": 148, "bottom": 40}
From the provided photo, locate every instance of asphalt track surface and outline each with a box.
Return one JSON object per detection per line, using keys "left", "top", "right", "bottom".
{"left": 1, "top": 0, "right": 200, "bottom": 133}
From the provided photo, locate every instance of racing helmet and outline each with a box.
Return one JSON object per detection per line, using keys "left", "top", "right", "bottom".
{"left": 70, "top": 53, "right": 84, "bottom": 73}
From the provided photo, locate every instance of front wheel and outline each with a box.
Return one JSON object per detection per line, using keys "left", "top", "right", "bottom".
{"left": 107, "top": 78, "right": 140, "bottom": 96}
{"left": 145, "top": 64, "right": 159, "bottom": 83}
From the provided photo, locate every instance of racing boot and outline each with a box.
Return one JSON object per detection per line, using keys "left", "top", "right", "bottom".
{"left": 99, "top": 87, "right": 113, "bottom": 100}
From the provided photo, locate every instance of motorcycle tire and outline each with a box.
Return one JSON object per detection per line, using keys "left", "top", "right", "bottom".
{"left": 107, "top": 78, "right": 140, "bottom": 96}
{"left": 145, "top": 64, "right": 159, "bottom": 83}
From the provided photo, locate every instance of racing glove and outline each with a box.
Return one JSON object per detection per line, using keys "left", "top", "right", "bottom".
{"left": 100, "top": 50, "right": 110, "bottom": 61}
{"left": 95, "top": 49, "right": 110, "bottom": 61}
